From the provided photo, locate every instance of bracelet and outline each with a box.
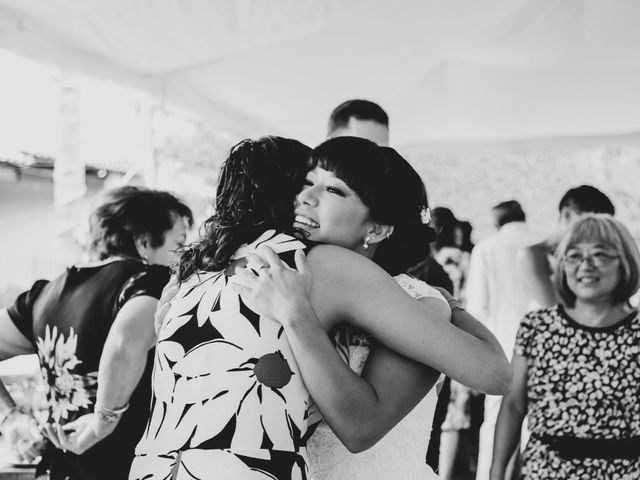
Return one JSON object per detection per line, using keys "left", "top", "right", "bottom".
{"left": 94, "top": 402, "right": 129, "bottom": 423}
{"left": 0, "top": 406, "right": 20, "bottom": 428}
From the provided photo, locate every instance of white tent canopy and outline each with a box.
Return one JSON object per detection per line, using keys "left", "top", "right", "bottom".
{"left": 1, "top": 0, "right": 639, "bottom": 148}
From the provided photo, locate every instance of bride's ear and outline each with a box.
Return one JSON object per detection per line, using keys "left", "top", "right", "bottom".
{"left": 365, "top": 223, "right": 394, "bottom": 246}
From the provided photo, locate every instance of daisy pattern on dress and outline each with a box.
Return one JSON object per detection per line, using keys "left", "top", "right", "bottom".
{"left": 139, "top": 231, "right": 318, "bottom": 460}
{"left": 36, "top": 325, "right": 92, "bottom": 422}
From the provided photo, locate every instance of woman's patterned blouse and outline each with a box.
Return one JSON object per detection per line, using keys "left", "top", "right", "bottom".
{"left": 515, "top": 305, "right": 640, "bottom": 439}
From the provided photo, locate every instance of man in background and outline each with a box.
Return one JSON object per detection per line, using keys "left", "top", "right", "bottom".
{"left": 465, "top": 200, "right": 542, "bottom": 480}
{"left": 327, "top": 99, "right": 389, "bottom": 146}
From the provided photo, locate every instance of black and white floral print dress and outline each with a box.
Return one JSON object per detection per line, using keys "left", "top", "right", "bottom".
{"left": 131, "top": 231, "right": 322, "bottom": 480}
{"left": 515, "top": 305, "right": 640, "bottom": 480}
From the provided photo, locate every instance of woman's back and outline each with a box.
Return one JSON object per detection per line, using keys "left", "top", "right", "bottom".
{"left": 8, "top": 259, "right": 169, "bottom": 479}
{"left": 132, "top": 231, "right": 322, "bottom": 480}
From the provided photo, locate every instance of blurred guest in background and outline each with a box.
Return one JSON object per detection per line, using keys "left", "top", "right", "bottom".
{"left": 519, "top": 185, "right": 615, "bottom": 309}
{"left": 423, "top": 206, "right": 478, "bottom": 479}
{"left": 0, "top": 186, "right": 192, "bottom": 480}
{"left": 407, "top": 208, "right": 455, "bottom": 297}
{"left": 465, "top": 200, "right": 542, "bottom": 480}
{"left": 431, "top": 207, "right": 469, "bottom": 301}
{"left": 491, "top": 214, "right": 640, "bottom": 479}
{"left": 455, "top": 220, "right": 475, "bottom": 255}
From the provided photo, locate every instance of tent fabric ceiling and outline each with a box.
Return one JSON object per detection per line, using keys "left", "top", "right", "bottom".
{"left": 0, "top": 0, "right": 639, "bottom": 147}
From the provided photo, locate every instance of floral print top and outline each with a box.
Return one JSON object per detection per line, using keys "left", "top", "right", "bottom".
{"left": 515, "top": 305, "right": 640, "bottom": 479}
{"left": 7, "top": 259, "right": 170, "bottom": 480}
{"left": 132, "top": 231, "right": 321, "bottom": 480}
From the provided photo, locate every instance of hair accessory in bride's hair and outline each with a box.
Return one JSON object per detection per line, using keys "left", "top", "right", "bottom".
{"left": 420, "top": 207, "right": 431, "bottom": 225}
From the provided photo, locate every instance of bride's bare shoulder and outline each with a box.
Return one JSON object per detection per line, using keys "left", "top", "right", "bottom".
{"left": 305, "top": 245, "right": 403, "bottom": 302}
{"left": 306, "top": 244, "right": 386, "bottom": 276}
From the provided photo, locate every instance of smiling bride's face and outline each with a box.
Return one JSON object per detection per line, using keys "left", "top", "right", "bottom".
{"left": 293, "top": 167, "right": 372, "bottom": 253}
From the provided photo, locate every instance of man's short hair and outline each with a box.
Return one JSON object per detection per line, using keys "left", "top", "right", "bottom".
{"left": 493, "top": 200, "right": 526, "bottom": 228}
{"left": 327, "top": 99, "right": 389, "bottom": 136}
{"left": 559, "top": 185, "right": 615, "bottom": 215}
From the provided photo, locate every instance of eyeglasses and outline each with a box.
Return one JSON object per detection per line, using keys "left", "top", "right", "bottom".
{"left": 563, "top": 251, "right": 620, "bottom": 268}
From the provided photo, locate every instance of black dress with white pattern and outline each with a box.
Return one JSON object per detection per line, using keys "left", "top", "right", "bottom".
{"left": 131, "top": 231, "right": 322, "bottom": 480}
{"left": 515, "top": 305, "right": 640, "bottom": 479}
{"left": 8, "top": 259, "right": 170, "bottom": 480}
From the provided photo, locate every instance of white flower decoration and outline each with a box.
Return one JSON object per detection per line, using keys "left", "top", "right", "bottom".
{"left": 36, "top": 325, "right": 92, "bottom": 422}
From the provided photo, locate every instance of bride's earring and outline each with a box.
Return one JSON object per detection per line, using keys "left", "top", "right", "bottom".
{"left": 363, "top": 236, "right": 370, "bottom": 249}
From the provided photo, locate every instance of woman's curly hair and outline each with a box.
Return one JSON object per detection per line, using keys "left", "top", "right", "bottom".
{"left": 89, "top": 186, "right": 193, "bottom": 260}
{"left": 177, "top": 136, "right": 311, "bottom": 281}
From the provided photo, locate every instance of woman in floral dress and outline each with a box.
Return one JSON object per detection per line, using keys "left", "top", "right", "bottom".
{"left": 0, "top": 186, "right": 192, "bottom": 479}
{"left": 491, "top": 214, "right": 640, "bottom": 479}
{"left": 132, "top": 137, "right": 510, "bottom": 479}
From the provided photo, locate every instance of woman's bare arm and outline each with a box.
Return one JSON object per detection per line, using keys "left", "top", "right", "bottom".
{"left": 266, "top": 300, "right": 438, "bottom": 452}
{"left": 305, "top": 245, "right": 511, "bottom": 394}
{"left": 233, "top": 250, "right": 440, "bottom": 451}
{"left": 346, "top": 342, "right": 440, "bottom": 451}
{"left": 237, "top": 244, "right": 511, "bottom": 393}
{"left": 45, "top": 296, "right": 158, "bottom": 454}
{"left": 489, "top": 354, "right": 528, "bottom": 480}
{"left": 0, "top": 309, "right": 43, "bottom": 461}
{"left": 436, "top": 287, "right": 510, "bottom": 388}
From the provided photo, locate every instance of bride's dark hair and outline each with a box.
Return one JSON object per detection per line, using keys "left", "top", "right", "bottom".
{"left": 177, "top": 136, "right": 311, "bottom": 281}
{"left": 374, "top": 147, "right": 435, "bottom": 275}
{"left": 311, "top": 137, "right": 434, "bottom": 276}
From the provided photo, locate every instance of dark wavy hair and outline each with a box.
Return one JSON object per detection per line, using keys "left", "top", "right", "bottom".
{"left": 177, "top": 136, "right": 311, "bottom": 281}
{"left": 310, "top": 137, "right": 434, "bottom": 275}
{"left": 431, "top": 207, "right": 458, "bottom": 250}
{"left": 559, "top": 185, "right": 615, "bottom": 215}
{"left": 89, "top": 186, "right": 193, "bottom": 260}
{"left": 493, "top": 200, "right": 526, "bottom": 228}
{"left": 374, "top": 147, "right": 435, "bottom": 275}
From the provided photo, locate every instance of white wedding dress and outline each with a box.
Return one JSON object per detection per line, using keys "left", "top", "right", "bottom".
{"left": 307, "top": 274, "right": 442, "bottom": 479}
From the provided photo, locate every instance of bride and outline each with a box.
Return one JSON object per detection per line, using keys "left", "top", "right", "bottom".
{"left": 234, "top": 138, "right": 508, "bottom": 478}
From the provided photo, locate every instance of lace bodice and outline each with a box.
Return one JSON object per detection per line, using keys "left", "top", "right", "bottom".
{"left": 307, "top": 274, "right": 444, "bottom": 479}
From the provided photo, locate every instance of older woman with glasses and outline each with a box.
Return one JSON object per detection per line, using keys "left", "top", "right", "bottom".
{"left": 490, "top": 214, "right": 640, "bottom": 479}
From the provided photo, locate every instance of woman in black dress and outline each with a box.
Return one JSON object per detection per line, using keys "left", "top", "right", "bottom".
{"left": 0, "top": 186, "right": 192, "bottom": 480}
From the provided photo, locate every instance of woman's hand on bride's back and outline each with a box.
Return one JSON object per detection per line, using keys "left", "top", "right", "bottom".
{"left": 231, "top": 247, "right": 314, "bottom": 326}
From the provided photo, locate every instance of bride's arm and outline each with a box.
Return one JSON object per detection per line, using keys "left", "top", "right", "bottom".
{"left": 342, "top": 341, "right": 440, "bottom": 451}
{"left": 235, "top": 244, "right": 510, "bottom": 394}
{"left": 233, "top": 251, "right": 440, "bottom": 451}
{"left": 306, "top": 245, "right": 511, "bottom": 394}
